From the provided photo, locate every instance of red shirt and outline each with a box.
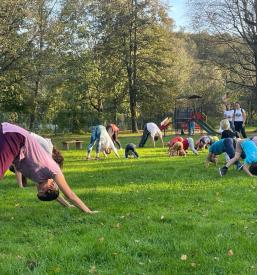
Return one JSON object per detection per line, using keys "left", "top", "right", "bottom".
{"left": 168, "top": 136, "right": 189, "bottom": 150}
{"left": 110, "top": 124, "right": 119, "bottom": 132}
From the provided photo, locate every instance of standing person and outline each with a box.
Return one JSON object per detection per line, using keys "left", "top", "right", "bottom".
{"left": 106, "top": 123, "right": 122, "bottom": 149}
{"left": 219, "top": 138, "right": 257, "bottom": 177}
{"left": 139, "top": 122, "right": 164, "bottom": 148}
{"left": 125, "top": 143, "right": 139, "bottom": 158}
{"left": 0, "top": 122, "right": 94, "bottom": 213}
{"left": 86, "top": 125, "right": 120, "bottom": 160}
{"left": 223, "top": 103, "right": 235, "bottom": 131}
{"left": 233, "top": 102, "right": 247, "bottom": 138}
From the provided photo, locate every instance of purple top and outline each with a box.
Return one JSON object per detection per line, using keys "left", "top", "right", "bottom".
{"left": 2, "top": 122, "right": 62, "bottom": 183}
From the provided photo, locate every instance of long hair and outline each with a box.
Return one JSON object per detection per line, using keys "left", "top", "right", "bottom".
{"left": 52, "top": 147, "right": 64, "bottom": 168}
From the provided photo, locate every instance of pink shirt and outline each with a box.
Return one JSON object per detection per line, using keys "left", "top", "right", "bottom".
{"left": 2, "top": 123, "right": 61, "bottom": 183}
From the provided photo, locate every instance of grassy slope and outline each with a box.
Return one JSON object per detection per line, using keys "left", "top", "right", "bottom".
{"left": 0, "top": 134, "right": 257, "bottom": 274}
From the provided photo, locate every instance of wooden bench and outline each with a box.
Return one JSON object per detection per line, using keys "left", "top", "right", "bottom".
{"left": 62, "top": 140, "right": 84, "bottom": 150}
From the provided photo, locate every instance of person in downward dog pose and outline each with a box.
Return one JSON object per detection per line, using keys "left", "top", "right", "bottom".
{"left": 86, "top": 125, "right": 119, "bottom": 160}
{"left": 219, "top": 138, "right": 257, "bottom": 177}
{"left": 0, "top": 122, "right": 95, "bottom": 213}
{"left": 106, "top": 123, "right": 122, "bottom": 149}
{"left": 139, "top": 122, "right": 164, "bottom": 148}
{"left": 168, "top": 136, "right": 198, "bottom": 155}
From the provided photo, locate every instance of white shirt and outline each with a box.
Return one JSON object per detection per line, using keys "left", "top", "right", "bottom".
{"left": 224, "top": 110, "right": 234, "bottom": 121}
{"left": 99, "top": 132, "right": 118, "bottom": 155}
{"left": 234, "top": 108, "right": 245, "bottom": 122}
{"left": 146, "top": 122, "right": 162, "bottom": 139}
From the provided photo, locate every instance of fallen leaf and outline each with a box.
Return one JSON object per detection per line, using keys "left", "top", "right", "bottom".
{"left": 180, "top": 254, "right": 187, "bottom": 261}
{"left": 98, "top": 237, "right": 104, "bottom": 242}
{"left": 191, "top": 262, "right": 196, "bottom": 267}
{"left": 160, "top": 215, "right": 164, "bottom": 220}
{"left": 227, "top": 249, "right": 234, "bottom": 256}
{"left": 89, "top": 265, "right": 97, "bottom": 274}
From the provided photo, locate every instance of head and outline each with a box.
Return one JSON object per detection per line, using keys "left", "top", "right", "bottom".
{"left": 37, "top": 179, "right": 59, "bottom": 201}
{"left": 206, "top": 153, "right": 218, "bottom": 167}
{"left": 249, "top": 162, "right": 257, "bottom": 175}
{"left": 234, "top": 102, "right": 240, "bottom": 109}
{"left": 52, "top": 147, "right": 64, "bottom": 168}
{"left": 220, "top": 119, "right": 230, "bottom": 131}
{"left": 105, "top": 148, "right": 111, "bottom": 154}
{"left": 154, "top": 136, "right": 159, "bottom": 141}
{"left": 178, "top": 149, "right": 186, "bottom": 156}
{"left": 226, "top": 103, "right": 231, "bottom": 110}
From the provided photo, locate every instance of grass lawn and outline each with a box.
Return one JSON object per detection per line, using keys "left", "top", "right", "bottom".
{"left": 1, "top": 133, "right": 257, "bottom": 274}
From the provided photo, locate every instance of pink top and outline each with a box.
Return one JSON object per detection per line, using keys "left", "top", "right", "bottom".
{"left": 2, "top": 122, "right": 62, "bottom": 183}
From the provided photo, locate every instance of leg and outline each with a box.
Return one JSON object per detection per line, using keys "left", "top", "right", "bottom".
{"left": 139, "top": 126, "right": 150, "bottom": 147}
{"left": 187, "top": 137, "right": 198, "bottom": 155}
{"left": 225, "top": 139, "right": 243, "bottom": 168}
{"left": 86, "top": 127, "right": 97, "bottom": 159}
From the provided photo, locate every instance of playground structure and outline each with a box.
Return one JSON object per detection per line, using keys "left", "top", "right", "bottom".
{"left": 173, "top": 95, "right": 219, "bottom": 135}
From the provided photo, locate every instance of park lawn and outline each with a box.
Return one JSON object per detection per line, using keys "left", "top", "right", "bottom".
{"left": 1, "top": 134, "right": 257, "bottom": 274}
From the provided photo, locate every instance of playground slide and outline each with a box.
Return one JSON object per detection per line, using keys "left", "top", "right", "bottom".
{"left": 194, "top": 119, "right": 220, "bottom": 135}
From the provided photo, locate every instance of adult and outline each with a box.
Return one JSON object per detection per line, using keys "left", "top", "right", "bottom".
{"left": 106, "top": 123, "right": 122, "bottom": 149}
{"left": 219, "top": 138, "right": 257, "bottom": 177}
{"left": 0, "top": 122, "right": 94, "bottom": 213}
{"left": 168, "top": 136, "right": 198, "bottom": 155}
{"left": 139, "top": 122, "right": 164, "bottom": 148}
{"left": 206, "top": 137, "right": 243, "bottom": 170}
{"left": 223, "top": 103, "right": 235, "bottom": 131}
{"left": 233, "top": 102, "right": 247, "bottom": 138}
{"left": 86, "top": 125, "right": 119, "bottom": 160}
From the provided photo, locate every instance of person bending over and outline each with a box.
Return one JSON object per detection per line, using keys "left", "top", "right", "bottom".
{"left": 168, "top": 141, "right": 186, "bottom": 157}
{"left": 0, "top": 122, "right": 94, "bottom": 213}
{"left": 139, "top": 122, "right": 164, "bottom": 148}
{"left": 106, "top": 123, "right": 122, "bottom": 149}
{"left": 219, "top": 138, "right": 257, "bottom": 177}
{"left": 125, "top": 143, "right": 139, "bottom": 158}
{"left": 86, "top": 125, "right": 119, "bottom": 160}
{"left": 206, "top": 138, "right": 243, "bottom": 170}
{"left": 168, "top": 136, "right": 198, "bottom": 155}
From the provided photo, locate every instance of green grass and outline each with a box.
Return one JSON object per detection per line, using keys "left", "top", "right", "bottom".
{"left": 1, "top": 134, "right": 257, "bottom": 274}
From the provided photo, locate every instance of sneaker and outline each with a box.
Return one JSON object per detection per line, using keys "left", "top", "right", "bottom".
{"left": 219, "top": 166, "right": 228, "bottom": 176}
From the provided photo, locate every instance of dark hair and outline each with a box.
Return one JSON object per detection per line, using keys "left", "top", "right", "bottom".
{"left": 154, "top": 136, "right": 159, "bottom": 141}
{"left": 52, "top": 147, "right": 64, "bottom": 168}
{"left": 37, "top": 189, "right": 59, "bottom": 201}
{"left": 249, "top": 162, "right": 257, "bottom": 175}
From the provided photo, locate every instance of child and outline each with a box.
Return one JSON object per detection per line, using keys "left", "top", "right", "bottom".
{"left": 168, "top": 136, "right": 198, "bottom": 155}
{"left": 0, "top": 122, "right": 94, "bottom": 213}
{"left": 168, "top": 141, "right": 186, "bottom": 157}
{"left": 219, "top": 138, "right": 257, "bottom": 176}
{"left": 86, "top": 125, "right": 120, "bottom": 160}
{"left": 196, "top": 135, "right": 219, "bottom": 150}
{"left": 125, "top": 143, "right": 139, "bottom": 158}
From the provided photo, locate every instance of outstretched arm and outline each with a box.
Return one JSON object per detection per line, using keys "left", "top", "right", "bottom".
{"left": 56, "top": 195, "right": 75, "bottom": 208}
{"left": 54, "top": 173, "right": 94, "bottom": 213}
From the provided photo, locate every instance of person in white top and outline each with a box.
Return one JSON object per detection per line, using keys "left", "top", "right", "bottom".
{"left": 223, "top": 103, "right": 235, "bottom": 131}
{"left": 86, "top": 125, "right": 120, "bottom": 160}
{"left": 139, "top": 122, "right": 164, "bottom": 147}
{"left": 233, "top": 102, "right": 247, "bottom": 138}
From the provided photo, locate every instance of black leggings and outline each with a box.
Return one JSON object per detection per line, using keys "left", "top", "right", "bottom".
{"left": 234, "top": 121, "right": 247, "bottom": 138}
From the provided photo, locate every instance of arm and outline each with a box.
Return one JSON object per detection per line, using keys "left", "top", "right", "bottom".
{"left": 54, "top": 173, "right": 94, "bottom": 213}
{"left": 242, "top": 165, "right": 253, "bottom": 177}
{"left": 242, "top": 110, "right": 246, "bottom": 126}
{"left": 13, "top": 165, "right": 24, "bottom": 188}
{"left": 57, "top": 195, "right": 75, "bottom": 207}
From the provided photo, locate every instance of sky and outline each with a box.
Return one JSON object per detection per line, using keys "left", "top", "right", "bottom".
{"left": 167, "top": 0, "right": 189, "bottom": 30}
